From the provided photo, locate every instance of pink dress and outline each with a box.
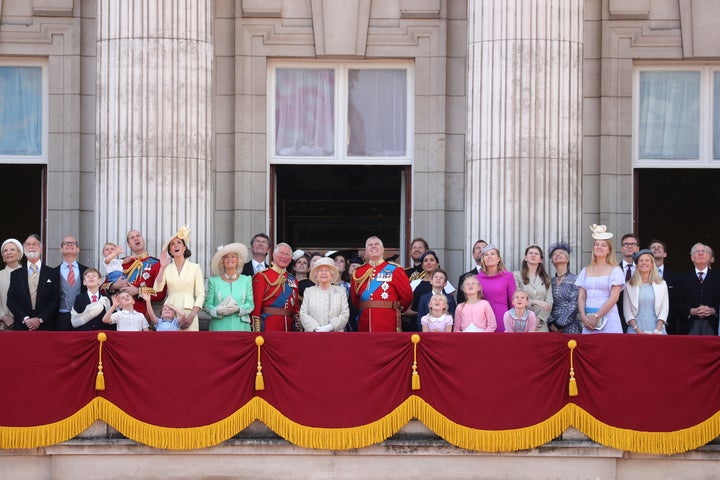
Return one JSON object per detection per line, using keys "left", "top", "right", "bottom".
{"left": 453, "top": 300, "right": 497, "bottom": 332}
{"left": 421, "top": 313, "right": 453, "bottom": 332}
{"left": 477, "top": 271, "right": 516, "bottom": 333}
{"left": 503, "top": 309, "right": 538, "bottom": 332}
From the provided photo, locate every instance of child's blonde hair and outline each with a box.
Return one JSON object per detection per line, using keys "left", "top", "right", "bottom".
{"left": 512, "top": 290, "right": 529, "bottom": 301}
{"left": 429, "top": 293, "right": 448, "bottom": 314}
{"left": 460, "top": 275, "right": 484, "bottom": 300}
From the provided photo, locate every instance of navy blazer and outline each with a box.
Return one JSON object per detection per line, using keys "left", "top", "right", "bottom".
{"left": 71, "top": 290, "right": 115, "bottom": 331}
{"left": 673, "top": 268, "right": 720, "bottom": 335}
{"left": 7, "top": 262, "right": 61, "bottom": 330}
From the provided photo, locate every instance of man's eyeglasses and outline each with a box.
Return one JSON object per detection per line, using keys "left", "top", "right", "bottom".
{"left": 62, "top": 241, "right": 78, "bottom": 246}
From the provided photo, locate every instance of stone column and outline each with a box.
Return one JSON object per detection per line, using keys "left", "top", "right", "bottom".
{"left": 96, "top": 0, "right": 213, "bottom": 269}
{"left": 466, "top": 1, "right": 583, "bottom": 269}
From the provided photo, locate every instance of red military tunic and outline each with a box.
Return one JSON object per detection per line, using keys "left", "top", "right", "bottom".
{"left": 351, "top": 260, "right": 412, "bottom": 332}
{"left": 251, "top": 265, "right": 299, "bottom": 331}
{"left": 101, "top": 253, "right": 166, "bottom": 318}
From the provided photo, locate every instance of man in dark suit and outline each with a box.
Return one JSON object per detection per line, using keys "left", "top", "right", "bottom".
{"left": 649, "top": 239, "right": 680, "bottom": 334}
{"left": 618, "top": 233, "right": 640, "bottom": 333}
{"left": 674, "top": 243, "right": 720, "bottom": 335}
{"left": 242, "top": 233, "right": 270, "bottom": 276}
{"left": 404, "top": 237, "right": 428, "bottom": 281}
{"left": 55, "top": 235, "right": 88, "bottom": 330}
{"left": 7, "top": 234, "right": 61, "bottom": 330}
{"left": 456, "top": 239, "right": 487, "bottom": 304}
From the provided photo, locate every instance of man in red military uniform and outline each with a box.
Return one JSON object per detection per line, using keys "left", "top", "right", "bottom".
{"left": 251, "top": 242, "right": 299, "bottom": 331}
{"left": 351, "top": 236, "right": 413, "bottom": 332}
{"left": 102, "top": 230, "right": 166, "bottom": 319}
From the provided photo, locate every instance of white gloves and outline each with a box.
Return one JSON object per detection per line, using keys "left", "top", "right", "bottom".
{"left": 315, "top": 324, "right": 334, "bottom": 332}
{"left": 216, "top": 304, "right": 239, "bottom": 317}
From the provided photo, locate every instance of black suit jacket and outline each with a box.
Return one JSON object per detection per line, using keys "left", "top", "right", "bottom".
{"left": 7, "top": 262, "right": 61, "bottom": 330}
{"left": 456, "top": 267, "right": 479, "bottom": 304}
{"left": 660, "top": 266, "right": 680, "bottom": 334}
{"left": 673, "top": 268, "right": 720, "bottom": 335}
{"left": 71, "top": 291, "right": 115, "bottom": 331}
{"left": 242, "top": 260, "right": 268, "bottom": 277}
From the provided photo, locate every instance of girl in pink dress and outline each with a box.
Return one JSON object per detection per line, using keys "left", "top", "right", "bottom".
{"left": 453, "top": 276, "right": 497, "bottom": 332}
{"left": 420, "top": 293, "right": 453, "bottom": 332}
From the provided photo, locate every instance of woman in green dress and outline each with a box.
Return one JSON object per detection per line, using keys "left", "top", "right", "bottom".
{"left": 205, "top": 243, "right": 254, "bottom": 331}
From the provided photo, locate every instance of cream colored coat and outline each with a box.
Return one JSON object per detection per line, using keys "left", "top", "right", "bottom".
{"left": 622, "top": 280, "right": 669, "bottom": 323}
{"left": 153, "top": 261, "right": 205, "bottom": 331}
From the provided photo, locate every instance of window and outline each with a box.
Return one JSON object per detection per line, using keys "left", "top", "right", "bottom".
{"left": 635, "top": 66, "right": 720, "bottom": 166}
{"left": 0, "top": 61, "right": 46, "bottom": 163}
{"left": 270, "top": 62, "right": 413, "bottom": 164}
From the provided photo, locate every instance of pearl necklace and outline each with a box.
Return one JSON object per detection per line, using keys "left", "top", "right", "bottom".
{"left": 222, "top": 272, "right": 239, "bottom": 281}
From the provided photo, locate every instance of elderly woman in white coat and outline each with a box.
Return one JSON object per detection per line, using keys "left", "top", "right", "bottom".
{"left": 299, "top": 257, "right": 349, "bottom": 332}
{"left": 623, "top": 249, "right": 669, "bottom": 334}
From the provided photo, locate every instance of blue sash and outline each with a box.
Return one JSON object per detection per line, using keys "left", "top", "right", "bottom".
{"left": 260, "top": 275, "right": 296, "bottom": 321}
{"left": 360, "top": 264, "right": 397, "bottom": 303}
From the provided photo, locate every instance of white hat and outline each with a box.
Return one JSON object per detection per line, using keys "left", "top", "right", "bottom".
{"left": 309, "top": 257, "right": 339, "bottom": 284}
{"left": 1, "top": 238, "right": 23, "bottom": 258}
{"left": 589, "top": 224, "right": 613, "bottom": 240}
{"left": 211, "top": 243, "right": 249, "bottom": 276}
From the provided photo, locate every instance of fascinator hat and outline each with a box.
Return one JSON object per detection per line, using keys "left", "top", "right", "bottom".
{"left": 632, "top": 248, "right": 653, "bottom": 264}
{"left": 211, "top": 243, "right": 249, "bottom": 276}
{"left": 589, "top": 224, "right": 613, "bottom": 240}
{"left": 163, "top": 225, "right": 192, "bottom": 255}
{"left": 548, "top": 241, "right": 573, "bottom": 258}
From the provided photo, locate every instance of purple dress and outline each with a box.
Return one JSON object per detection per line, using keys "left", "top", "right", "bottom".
{"left": 477, "top": 270, "right": 516, "bottom": 333}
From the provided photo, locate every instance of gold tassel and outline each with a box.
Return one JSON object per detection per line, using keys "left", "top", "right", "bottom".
{"left": 96, "top": 332, "right": 107, "bottom": 391}
{"left": 567, "top": 339, "right": 578, "bottom": 397}
{"left": 255, "top": 335, "right": 265, "bottom": 391}
{"left": 411, "top": 334, "right": 421, "bottom": 390}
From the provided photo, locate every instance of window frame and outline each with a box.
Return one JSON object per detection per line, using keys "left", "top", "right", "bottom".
{"left": 0, "top": 58, "right": 48, "bottom": 165}
{"left": 267, "top": 60, "right": 414, "bottom": 166}
{"left": 633, "top": 64, "right": 720, "bottom": 168}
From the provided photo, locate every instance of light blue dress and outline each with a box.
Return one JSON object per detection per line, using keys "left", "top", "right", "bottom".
{"left": 575, "top": 267, "right": 625, "bottom": 334}
{"left": 626, "top": 283, "right": 665, "bottom": 334}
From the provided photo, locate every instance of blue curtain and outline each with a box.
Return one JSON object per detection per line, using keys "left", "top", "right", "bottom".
{"left": 0, "top": 66, "right": 42, "bottom": 156}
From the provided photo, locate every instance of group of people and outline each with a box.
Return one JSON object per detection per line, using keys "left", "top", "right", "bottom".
{"left": 0, "top": 225, "right": 717, "bottom": 336}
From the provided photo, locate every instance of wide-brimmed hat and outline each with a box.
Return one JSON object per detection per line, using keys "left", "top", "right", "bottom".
{"left": 589, "top": 224, "right": 613, "bottom": 240}
{"left": 309, "top": 257, "right": 339, "bottom": 284}
{"left": 211, "top": 243, "right": 249, "bottom": 276}
{"left": 162, "top": 225, "right": 191, "bottom": 253}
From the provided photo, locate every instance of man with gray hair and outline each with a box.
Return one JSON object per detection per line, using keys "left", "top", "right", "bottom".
{"left": 674, "top": 243, "right": 720, "bottom": 335}
{"left": 7, "top": 234, "right": 60, "bottom": 330}
{"left": 251, "top": 242, "right": 299, "bottom": 331}
{"left": 351, "top": 236, "right": 412, "bottom": 332}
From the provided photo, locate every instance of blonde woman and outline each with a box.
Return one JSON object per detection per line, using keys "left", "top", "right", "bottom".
{"left": 623, "top": 249, "right": 668, "bottom": 334}
{"left": 575, "top": 225, "right": 624, "bottom": 334}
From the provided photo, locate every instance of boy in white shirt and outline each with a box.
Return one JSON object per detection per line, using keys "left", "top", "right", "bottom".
{"left": 102, "top": 291, "right": 149, "bottom": 331}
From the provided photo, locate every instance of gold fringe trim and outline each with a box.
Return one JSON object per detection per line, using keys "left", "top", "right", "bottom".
{"left": 97, "top": 397, "right": 256, "bottom": 451}
{"left": 5, "top": 397, "right": 720, "bottom": 453}
{"left": 256, "top": 397, "right": 414, "bottom": 450}
{"left": 416, "top": 396, "right": 572, "bottom": 452}
{"left": 568, "top": 403, "right": 720, "bottom": 455}
{"left": 0, "top": 398, "right": 100, "bottom": 449}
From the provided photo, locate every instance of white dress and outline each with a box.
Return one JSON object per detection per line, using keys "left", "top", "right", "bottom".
{"left": 575, "top": 267, "right": 625, "bottom": 334}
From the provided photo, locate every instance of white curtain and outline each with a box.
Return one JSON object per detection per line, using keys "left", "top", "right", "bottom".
{"left": 347, "top": 69, "right": 406, "bottom": 157}
{"left": 275, "top": 69, "right": 334, "bottom": 156}
{"left": 638, "top": 71, "right": 699, "bottom": 160}
{"left": 0, "top": 66, "right": 42, "bottom": 156}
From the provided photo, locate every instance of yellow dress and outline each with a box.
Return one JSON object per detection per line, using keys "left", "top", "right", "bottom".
{"left": 153, "top": 261, "right": 205, "bottom": 331}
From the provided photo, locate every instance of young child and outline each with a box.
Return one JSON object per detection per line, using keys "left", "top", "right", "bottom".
{"left": 102, "top": 292, "right": 149, "bottom": 331}
{"left": 453, "top": 276, "right": 497, "bottom": 332}
{"left": 420, "top": 293, "right": 454, "bottom": 332}
{"left": 70, "top": 268, "right": 112, "bottom": 330}
{"left": 416, "top": 268, "right": 457, "bottom": 330}
{"left": 503, "top": 290, "right": 538, "bottom": 333}
{"left": 102, "top": 242, "right": 125, "bottom": 283}
{"left": 141, "top": 293, "right": 187, "bottom": 331}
